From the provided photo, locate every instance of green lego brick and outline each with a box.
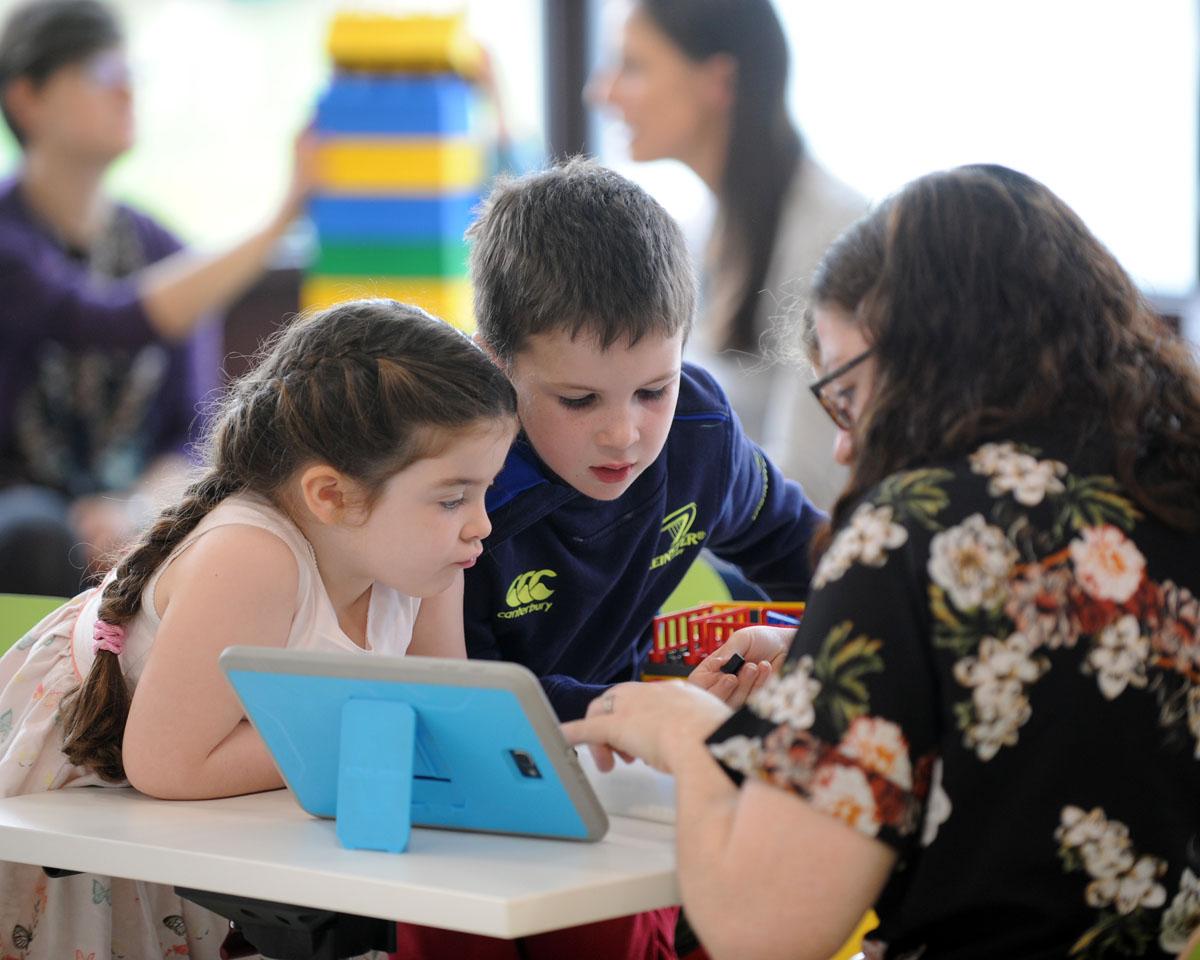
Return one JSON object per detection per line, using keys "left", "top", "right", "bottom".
{"left": 313, "top": 242, "right": 469, "bottom": 278}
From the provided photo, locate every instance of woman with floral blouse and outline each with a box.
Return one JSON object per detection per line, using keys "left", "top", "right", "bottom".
{"left": 564, "top": 164, "right": 1200, "bottom": 960}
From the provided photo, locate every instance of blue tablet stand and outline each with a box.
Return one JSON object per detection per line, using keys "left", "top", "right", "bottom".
{"left": 221, "top": 652, "right": 605, "bottom": 850}
{"left": 336, "top": 700, "right": 417, "bottom": 853}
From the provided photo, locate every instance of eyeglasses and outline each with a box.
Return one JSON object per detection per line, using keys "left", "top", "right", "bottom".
{"left": 81, "top": 50, "right": 132, "bottom": 90}
{"left": 809, "top": 348, "right": 873, "bottom": 431}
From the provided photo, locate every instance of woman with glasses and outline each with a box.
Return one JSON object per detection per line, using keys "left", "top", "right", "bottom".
{"left": 0, "top": 0, "right": 312, "bottom": 597}
{"left": 567, "top": 164, "right": 1200, "bottom": 959}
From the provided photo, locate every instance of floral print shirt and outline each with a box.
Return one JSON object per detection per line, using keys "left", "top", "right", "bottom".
{"left": 708, "top": 436, "right": 1200, "bottom": 959}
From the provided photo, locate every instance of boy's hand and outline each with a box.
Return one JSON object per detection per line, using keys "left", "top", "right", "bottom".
{"left": 687, "top": 626, "right": 795, "bottom": 709}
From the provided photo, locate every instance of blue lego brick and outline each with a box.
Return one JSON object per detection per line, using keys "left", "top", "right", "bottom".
{"left": 308, "top": 193, "right": 480, "bottom": 242}
{"left": 316, "top": 74, "right": 475, "bottom": 136}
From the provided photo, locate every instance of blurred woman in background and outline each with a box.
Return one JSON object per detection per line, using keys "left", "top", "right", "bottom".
{"left": 590, "top": 0, "right": 866, "bottom": 509}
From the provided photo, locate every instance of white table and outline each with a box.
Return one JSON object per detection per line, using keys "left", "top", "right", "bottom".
{"left": 0, "top": 786, "right": 679, "bottom": 939}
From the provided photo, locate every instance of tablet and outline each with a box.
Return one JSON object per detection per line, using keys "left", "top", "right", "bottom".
{"left": 219, "top": 647, "right": 608, "bottom": 852}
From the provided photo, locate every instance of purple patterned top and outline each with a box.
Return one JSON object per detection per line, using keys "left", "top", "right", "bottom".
{"left": 0, "top": 178, "right": 221, "bottom": 495}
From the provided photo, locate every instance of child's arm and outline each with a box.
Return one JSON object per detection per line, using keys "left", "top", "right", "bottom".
{"left": 121, "top": 523, "right": 300, "bottom": 800}
{"left": 406, "top": 571, "right": 466, "bottom": 658}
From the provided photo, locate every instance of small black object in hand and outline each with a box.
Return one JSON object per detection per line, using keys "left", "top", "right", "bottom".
{"left": 720, "top": 653, "right": 745, "bottom": 675}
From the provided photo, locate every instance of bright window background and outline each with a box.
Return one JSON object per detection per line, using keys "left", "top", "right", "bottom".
{"left": 596, "top": 0, "right": 1199, "bottom": 301}
{"left": 0, "top": 0, "right": 545, "bottom": 247}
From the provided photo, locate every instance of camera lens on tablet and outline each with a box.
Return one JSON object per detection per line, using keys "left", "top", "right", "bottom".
{"left": 509, "top": 749, "right": 543, "bottom": 779}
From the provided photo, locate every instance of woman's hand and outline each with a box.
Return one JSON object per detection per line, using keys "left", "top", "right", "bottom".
{"left": 687, "top": 625, "right": 794, "bottom": 708}
{"left": 562, "top": 681, "right": 732, "bottom": 775}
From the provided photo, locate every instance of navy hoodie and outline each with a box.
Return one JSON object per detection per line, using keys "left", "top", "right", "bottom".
{"left": 464, "top": 363, "right": 825, "bottom": 720}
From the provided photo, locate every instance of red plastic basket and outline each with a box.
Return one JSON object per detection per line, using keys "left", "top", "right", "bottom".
{"left": 649, "top": 601, "right": 805, "bottom": 667}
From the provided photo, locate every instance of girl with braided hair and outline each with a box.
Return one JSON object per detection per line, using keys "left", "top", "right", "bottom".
{"left": 0, "top": 298, "right": 518, "bottom": 959}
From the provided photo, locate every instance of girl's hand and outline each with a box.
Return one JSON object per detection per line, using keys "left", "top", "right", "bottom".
{"left": 688, "top": 625, "right": 794, "bottom": 709}
{"left": 562, "top": 681, "right": 732, "bottom": 775}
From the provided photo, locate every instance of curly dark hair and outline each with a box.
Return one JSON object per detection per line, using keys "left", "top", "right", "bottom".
{"left": 804, "top": 163, "right": 1200, "bottom": 542}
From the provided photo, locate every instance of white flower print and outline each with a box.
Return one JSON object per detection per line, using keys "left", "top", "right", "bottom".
{"left": 1087, "top": 614, "right": 1150, "bottom": 700}
{"left": 968, "top": 441, "right": 1011, "bottom": 476}
{"left": 1159, "top": 868, "right": 1200, "bottom": 953}
{"left": 1155, "top": 580, "right": 1200, "bottom": 678}
{"left": 1087, "top": 853, "right": 1168, "bottom": 915}
{"left": 962, "top": 683, "right": 1031, "bottom": 761}
{"left": 808, "top": 763, "right": 881, "bottom": 837}
{"left": 1005, "top": 562, "right": 1078, "bottom": 650}
{"left": 812, "top": 534, "right": 857, "bottom": 589}
{"left": 1162, "top": 580, "right": 1200, "bottom": 627}
{"left": 955, "top": 632, "right": 1049, "bottom": 689}
{"left": 1057, "top": 806, "right": 1169, "bottom": 932}
{"left": 759, "top": 723, "right": 823, "bottom": 787}
{"left": 747, "top": 655, "right": 821, "bottom": 729}
{"left": 928, "top": 514, "right": 1018, "bottom": 612}
{"left": 845, "top": 503, "right": 909, "bottom": 566}
{"left": 1069, "top": 524, "right": 1146, "bottom": 604}
{"left": 953, "top": 633, "right": 1048, "bottom": 760}
{"left": 708, "top": 734, "right": 765, "bottom": 777}
{"left": 969, "top": 442, "right": 1067, "bottom": 506}
{"left": 1079, "top": 821, "right": 1135, "bottom": 885}
{"left": 1057, "top": 806, "right": 1110, "bottom": 850}
{"left": 813, "top": 503, "right": 908, "bottom": 588}
{"left": 920, "top": 757, "right": 951, "bottom": 848}
{"left": 1112, "top": 855, "right": 1168, "bottom": 915}
{"left": 839, "top": 716, "right": 913, "bottom": 790}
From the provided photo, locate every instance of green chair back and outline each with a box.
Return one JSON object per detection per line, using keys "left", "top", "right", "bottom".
{"left": 658, "top": 554, "right": 732, "bottom": 614}
{"left": 0, "top": 594, "right": 67, "bottom": 656}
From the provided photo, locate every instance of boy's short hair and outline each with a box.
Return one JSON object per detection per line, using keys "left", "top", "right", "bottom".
{"left": 0, "top": 0, "right": 122, "bottom": 144}
{"left": 467, "top": 157, "right": 696, "bottom": 361}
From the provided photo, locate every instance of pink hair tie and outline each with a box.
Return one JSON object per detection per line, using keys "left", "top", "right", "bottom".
{"left": 92, "top": 620, "right": 126, "bottom": 657}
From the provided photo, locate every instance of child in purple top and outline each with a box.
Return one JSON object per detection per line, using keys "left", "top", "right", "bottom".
{"left": 0, "top": 0, "right": 313, "bottom": 594}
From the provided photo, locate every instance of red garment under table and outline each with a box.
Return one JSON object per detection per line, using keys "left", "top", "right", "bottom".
{"left": 391, "top": 908, "right": 680, "bottom": 960}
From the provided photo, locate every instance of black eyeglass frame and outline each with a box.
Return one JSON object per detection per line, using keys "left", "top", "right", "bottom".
{"left": 808, "top": 348, "right": 873, "bottom": 430}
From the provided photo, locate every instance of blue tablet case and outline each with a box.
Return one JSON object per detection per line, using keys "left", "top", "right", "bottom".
{"left": 219, "top": 647, "right": 608, "bottom": 853}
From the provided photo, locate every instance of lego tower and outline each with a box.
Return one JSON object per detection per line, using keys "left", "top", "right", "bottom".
{"left": 304, "top": 13, "right": 484, "bottom": 330}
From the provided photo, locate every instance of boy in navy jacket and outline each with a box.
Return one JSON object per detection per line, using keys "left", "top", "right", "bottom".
{"left": 463, "top": 159, "right": 824, "bottom": 722}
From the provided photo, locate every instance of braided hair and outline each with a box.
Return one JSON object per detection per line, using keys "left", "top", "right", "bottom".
{"left": 61, "top": 300, "right": 517, "bottom": 780}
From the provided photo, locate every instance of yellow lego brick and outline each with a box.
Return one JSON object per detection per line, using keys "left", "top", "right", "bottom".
{"left": 327, "top": 13, "right": 483, "bottom": 76}
{"left": 301, "top": 276, "right": 474, "bottom": 332}
{"left": 316, "top": 139, "right": 484, "bottom": 193}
